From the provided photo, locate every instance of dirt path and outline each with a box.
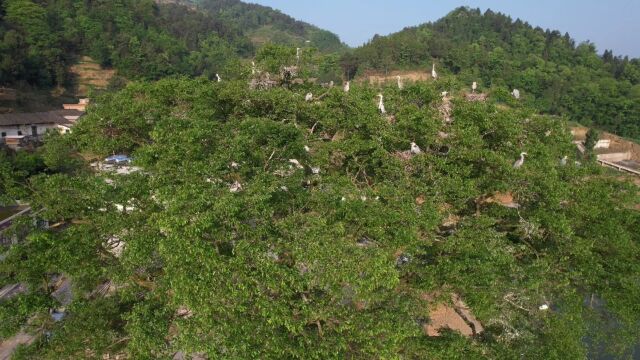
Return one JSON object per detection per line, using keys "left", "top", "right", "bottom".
{"left": 69, "top": 56, "right": 116, "bottom": 97}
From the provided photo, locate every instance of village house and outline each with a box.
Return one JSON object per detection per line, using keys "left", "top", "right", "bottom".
{"left": 0, "top": 99, "right": 88, "bottom": 149}
{"left": 0, "top": 111, "right": 74, "bottom": 137}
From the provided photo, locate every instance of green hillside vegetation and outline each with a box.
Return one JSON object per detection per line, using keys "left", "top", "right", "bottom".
{"left": 190, "top": 0, "right": 346, "bottom": 53}
{"left": 1, "top": 71, "right": 638, "bottom": 358}
{"left": 351, "top": 7, "right": 640, "bottom": 141}
{"left": 0, "top": 0, "right": 343, "bottom": 92}
{"left": 0, "top": 0, "right": 251, "bottom": 88}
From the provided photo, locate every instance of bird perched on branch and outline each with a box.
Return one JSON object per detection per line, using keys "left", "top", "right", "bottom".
{"left": 377, "top": 94, "right": 386, "bottom": 115}
{"left": 229, "top": 181, "right": 242, "bottom": 193}
{"left": 513, "top": 152, "right": 527, "bottom": 168}
{"left": 215, "top": 73, "right": 221, "bottom": 82}
{"left": 560, "top": 156, "right": 568, "bottom": 166}
{"left": 410, "top": 142, "right": 422, "bottom": 154}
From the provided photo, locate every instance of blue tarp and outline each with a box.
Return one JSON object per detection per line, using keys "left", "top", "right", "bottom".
{"left": 104, "top": 155, "right": 131, "bottom": 163}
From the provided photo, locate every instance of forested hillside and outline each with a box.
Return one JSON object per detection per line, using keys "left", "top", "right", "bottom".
{"left": 0, "top": 0, "right": 343, "bottom": 91}
{"left": 352, "top": 7, "right": 640, "bottom": 140}
{"left": 0, "top": 0, "right": 251, "bottom": 88}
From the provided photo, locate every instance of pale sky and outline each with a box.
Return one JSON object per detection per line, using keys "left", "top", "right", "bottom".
{"left": 249, "top": 0, "right": 640, "bottom": 58}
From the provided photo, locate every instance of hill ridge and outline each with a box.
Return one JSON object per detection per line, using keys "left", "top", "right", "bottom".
{"left": 352, "top": 6, "right": 640, "bottom": 141}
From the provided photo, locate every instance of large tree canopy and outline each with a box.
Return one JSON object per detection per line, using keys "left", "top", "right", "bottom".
{"left": 1, "top": 78, "right": 638, "bottom": 359}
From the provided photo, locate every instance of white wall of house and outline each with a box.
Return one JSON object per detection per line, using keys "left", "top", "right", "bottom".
{"left": 0, "top": 123, "right": 62, "bottom": 137}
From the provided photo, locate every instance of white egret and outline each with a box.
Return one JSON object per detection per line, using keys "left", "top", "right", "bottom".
{"left": 343, "top": 81, "right": 350, "bottom": 92}
{"left": 377, "top": 94, "right": 386, "bottom": 114}
{"left": 410, "top": 142, "right": 422, "bottom": 154}
{"left": 229, "top": 181, "right": 242, "bottom": 193}
{"left": 560, "top": 156, "right": 568, "bottom": 166}
{"left": 513, "top": 152, "right": 528, "bottom": 169}
{"left": 431, "top": 63, "right": 438, "bottom": 80}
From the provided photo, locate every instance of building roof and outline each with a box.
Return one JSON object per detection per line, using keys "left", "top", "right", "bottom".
{"left": 0, "top": 111, "right": 74, "bottom": 127}
{"left": 51, "top": 109, "right": 85, "bottom": 118}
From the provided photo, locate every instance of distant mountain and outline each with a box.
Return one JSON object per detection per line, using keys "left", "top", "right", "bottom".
{"left": 154, "top": 0, "right": 345, "bottom": 52}
{"left": 352, "top": 7, "right": 640, "bottom": 140}
{"left": 188, "top": 0, "right": 346, "bottom": 53}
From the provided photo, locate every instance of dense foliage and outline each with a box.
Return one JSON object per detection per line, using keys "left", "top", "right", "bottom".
{"left": 352, "top": 7, "right": 640, "bottom": 140}
{"left": 0, "top": 0, "right": 250, "bottom": 87}
{"left": 0, "top": 0, "right": 343, "bottom": 89}
{"left": 1, "top": 77, "right": 638, "bottom": 358}
{"left": 0, "top": 148, "right": 45, "bottom": 203}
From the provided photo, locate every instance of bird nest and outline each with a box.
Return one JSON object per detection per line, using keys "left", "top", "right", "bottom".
{"left": 249, "top": 74, "right": 279, "bottom": 90}
{"left": 280, "top": 66, "right": 299, "bottom": 81}
{"left": 393, "top": 150, "right": 414, "bottom": 162}
{"left": 464, "top": 93, "right": 488, "bottom": 102}
{"left": 438, "top": 97, "right": 453, "bottom": 123}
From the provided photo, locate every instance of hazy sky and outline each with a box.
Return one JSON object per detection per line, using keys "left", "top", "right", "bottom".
{"left": 248, "top": 0, "right": 640, "bottom": 58}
